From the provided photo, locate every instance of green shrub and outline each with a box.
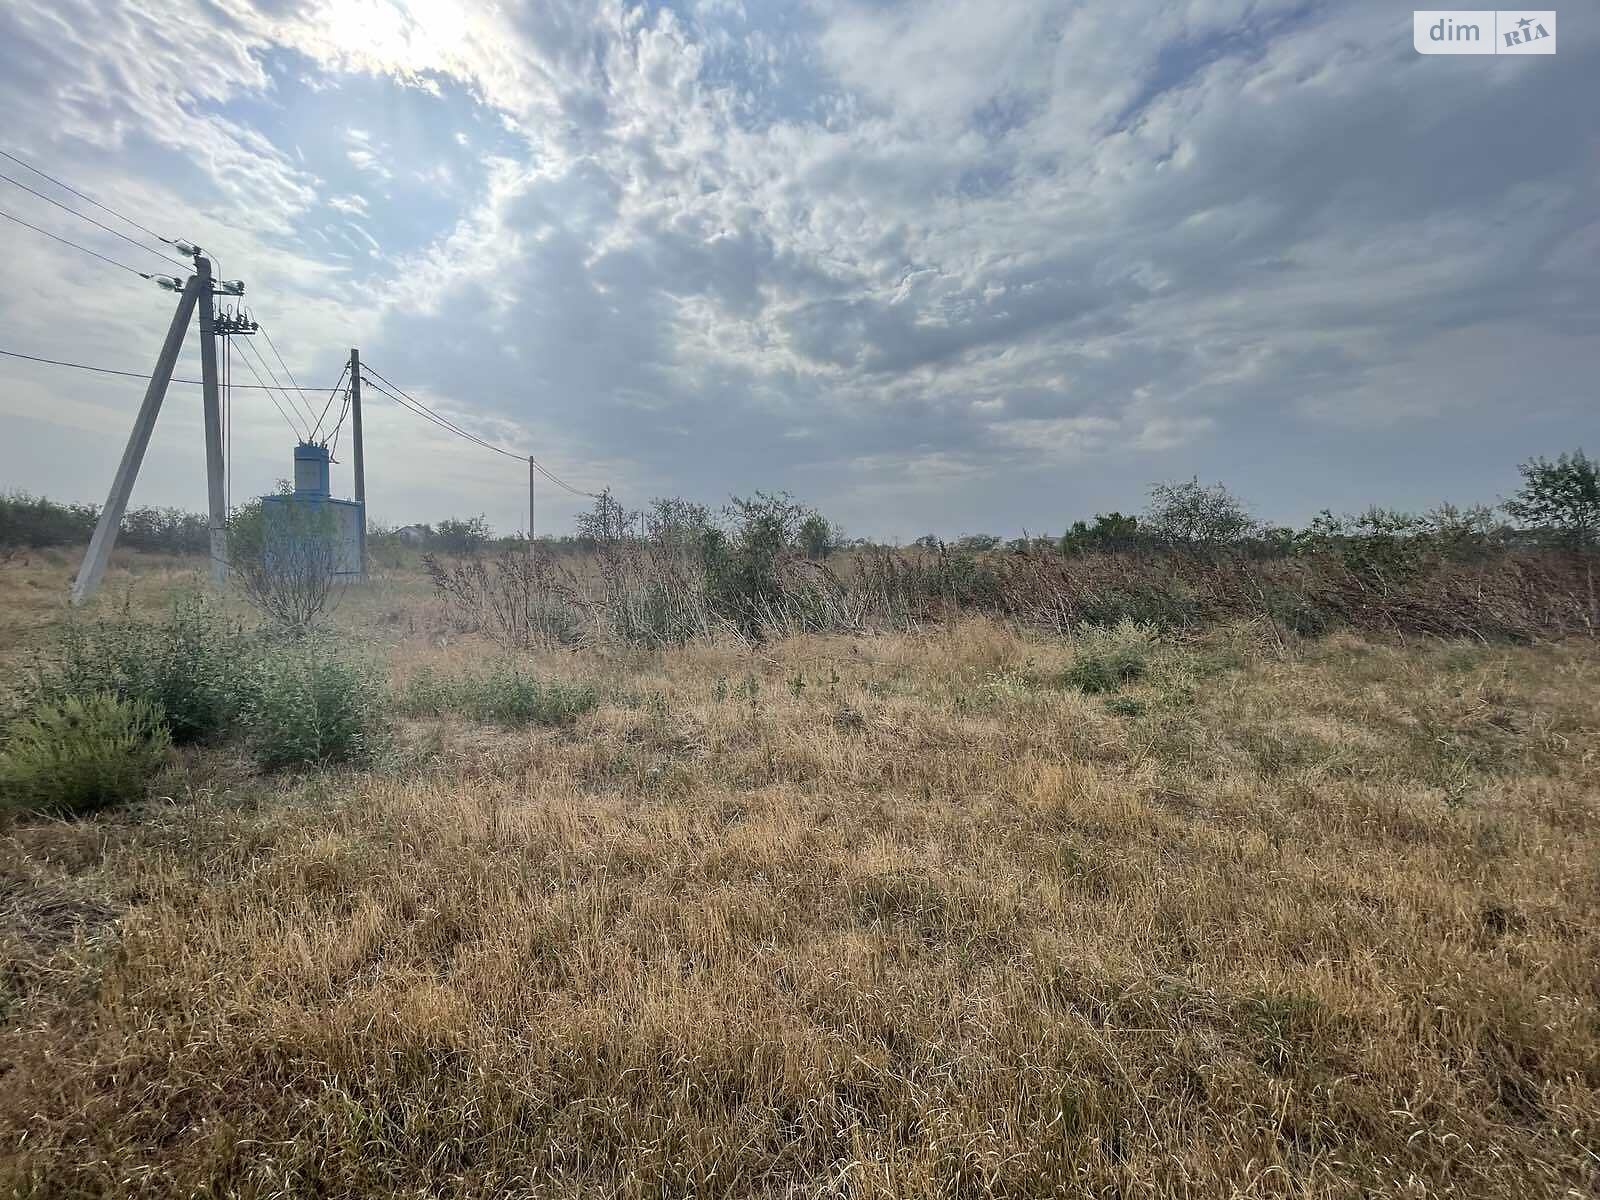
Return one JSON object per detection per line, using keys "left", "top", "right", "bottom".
{"left": 930, "top": 549, "right": 1005, "bottom": 609}
{"left": 30, "top": 595, "right": 258, "bottom": 744}
{"left": 1073, "top": 579, "right": 1200, "bottom": 631}
{"left": 24, "top": 595, "right": 392, "bottom": 774}
{"left": 1104, "top": 695, "right": 1146, "bottom": 717}
{"left": 0, "top": 694, "right": 170, "bottom": 817}
{"left": 1062, "top": 620, "right": 1158, "bottom": 694}
{"left": 245, "top": 647, "right": 386, "bottom": 770}
{"left": 1060, "top": 512, "right": 1142, "bottom": 556}
{"left": 403, "top": 666, "right": 598, "bottom": 726}
{"left": 700, "top": 493, "right": 807, "bottom": 637}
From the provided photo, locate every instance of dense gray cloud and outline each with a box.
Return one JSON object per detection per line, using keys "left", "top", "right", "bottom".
{"left": 0, "top": 0, "right": 1595, "bottom": 539}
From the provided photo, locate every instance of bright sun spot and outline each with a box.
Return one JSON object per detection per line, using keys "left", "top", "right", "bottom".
{"left": 313, "top": 0, "right": 473, "bottom": 79}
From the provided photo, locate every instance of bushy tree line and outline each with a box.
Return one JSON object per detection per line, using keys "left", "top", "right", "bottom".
{"left": 366, "top": 516, "right": 525, "bottom": 564}
{"left": 0, "top": 491, "right": 208, "bottom": 555}
{"left": 8, "top": 448, "right": 1594, "bottom": 565}
{"left": 974, "top": 451, "right": 1596, "bottom": 561}
{"left": 1050, "top": 484, "right": 1515, "bottom": 562}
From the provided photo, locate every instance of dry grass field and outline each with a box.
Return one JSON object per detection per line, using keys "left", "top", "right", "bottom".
{"left": 2, "top": 551, "right": 1598, "bottom": 1197}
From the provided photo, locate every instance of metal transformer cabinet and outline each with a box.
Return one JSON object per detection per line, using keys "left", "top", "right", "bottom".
{"left": 259, "top": 444, "right": 364, "bottom": 579}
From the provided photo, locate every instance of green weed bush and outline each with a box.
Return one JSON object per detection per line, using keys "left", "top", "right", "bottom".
{"left": 1062, "top": 620, "right": 1159, "bottom": 693}
{"left": 23, "top": 594, "right": 392, "bottom": 776}
{"left": 31, "top": 595, "right": 258, "bottom": 743}
{"left": 0, "top": 693, "right": 170, "bottom": 817}
{"left": 403, "top": 666, "right": 598, "bottom": 726}
{"left": 245, "top": 647, "right": 387, "bottom": 770}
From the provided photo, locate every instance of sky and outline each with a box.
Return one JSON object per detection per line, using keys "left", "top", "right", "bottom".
{"left": 0, "top": 0, "right": 1594, "bottom": 542}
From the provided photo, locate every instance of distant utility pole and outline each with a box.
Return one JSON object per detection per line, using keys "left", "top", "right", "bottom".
{"left": 529, "top": 455, "right": 536, "bottom": 541}
{"left": 349, "top": 347, "right": 366, "bottom": 581}
{"left": 71, "top": 246, "right": 243, "bottom": 606}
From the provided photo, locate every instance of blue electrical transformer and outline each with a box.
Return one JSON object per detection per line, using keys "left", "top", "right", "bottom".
{"left": 259, "top": 444, "right": 364, "bottom": 578}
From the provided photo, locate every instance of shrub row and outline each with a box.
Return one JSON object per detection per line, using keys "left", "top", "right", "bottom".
{"left": 993, "top": 548, "right": 1597, "bottom": 642}
{"left": 431, "top": 534, "right": 1596, "bottom": 651}
{"left": 3, "top": 596, "right": 600, "bottom": 818}
{"left": 2, "top": 597, "right": 384, "bottom": 817}
{"left": 18, "top": 595, "right": 387, "bottom": 761}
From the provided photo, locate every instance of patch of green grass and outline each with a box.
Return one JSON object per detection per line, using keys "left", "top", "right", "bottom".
{"left": 1060, "top": 620, "right": 1158, "bottom": 694}
{"left": 1437, "top": 645, "right": 1489, "bottom": 674}
{"left": 403, "top": 665, "right": 598, "bottom": 727}
{"left": 1235, "top": 725, "right": 1359, "bottom": 780}
{"left": 1244, "top": 991, "right": 1346, "bottom": 1078}
{"left": 1192, "top": 643, "right": 1247, "bottom": 678}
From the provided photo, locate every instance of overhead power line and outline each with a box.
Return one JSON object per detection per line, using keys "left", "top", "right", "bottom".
{"left": 0, "top": 207, "right": 165, "bottom": 280}
{"left": 237, "top": 330, "right": 319, "bottom": 433}
{"left": 356, "top": 373, "right": 519, "bottom": 464}
{"left": 358, "top": 370, "right": 518, "bottom": 460}
{"left": 356, "top": 363, "right": 606, "bottom": 500}
{"left": 0, "top": 346, "right": 320, "bottom": 391}
{"left": 0, "top": 169, "right": 187, "bottom": 271}
{"left": 327, "top": 385, "right": 353, "bottom": 459}
{"left": 232, "top": 339, "right": 309, "bottom": 440}
{"left": 312, "top": 361, "right": 351, "bottom": 443}
{"left": 257, "top": 322, "right": 315, "bottom": 434}
{"left": 0, "top": 147, "right": 170, "bottom": 243}
{"left": 528, "top": 455, "right": 603, "bottom": 499}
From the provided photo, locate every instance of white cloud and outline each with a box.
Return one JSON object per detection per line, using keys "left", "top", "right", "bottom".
{"left": 328, "top": 193, "right": 370, "bottom": 216}
{"left": 343, "top": 128, "right": 393, "bottom": 182}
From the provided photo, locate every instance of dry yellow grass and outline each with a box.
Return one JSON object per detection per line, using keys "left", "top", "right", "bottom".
{"left": 2, "top": 556, "right": 1598, "bottom": 1197}
{"left": 0, "top": 549, "right": 209, "bottom": 670}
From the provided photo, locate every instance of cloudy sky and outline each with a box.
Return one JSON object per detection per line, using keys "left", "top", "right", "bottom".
{"left": 0, "top": 0, "right": 1594, "bottom": 540}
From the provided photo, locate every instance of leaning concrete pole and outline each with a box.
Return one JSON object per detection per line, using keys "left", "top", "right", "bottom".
{"left": 196, "top": 256, "right": 228, "bottom": 585}
{"left": 71, "top": 275, "right": 202, "bottom": 606}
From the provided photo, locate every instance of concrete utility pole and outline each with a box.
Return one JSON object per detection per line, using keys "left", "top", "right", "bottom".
{"left": 349, "top": 348, "right": 367, "bottom": 581}
{"left": 529, "top": 455, "right": 536, "bottom": 541}
{"left": 196, "top": 255, "right": 227, "bottom": 585}
{"left": 71, "top": 275, "right": 202, "bottom": 605}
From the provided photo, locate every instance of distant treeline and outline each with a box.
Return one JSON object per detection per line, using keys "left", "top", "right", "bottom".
{"left": 381, "top": 449, "right": 1598, "bottom": 564}
{"left": 7, "top": 448, "right": 1595, "bottom": 566}
{"left": 0, "top": 492, "right": 209, "bottom": 556}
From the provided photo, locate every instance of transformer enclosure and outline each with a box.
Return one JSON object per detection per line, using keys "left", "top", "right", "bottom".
{"left": 259, "top": 444, "right": 363, "bottom": 579}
